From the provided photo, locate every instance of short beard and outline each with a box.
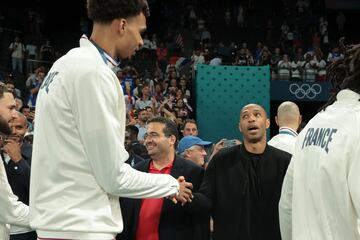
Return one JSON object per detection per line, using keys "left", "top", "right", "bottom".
{"left": 0, "top": 115, "right": 12, "bottom": 135}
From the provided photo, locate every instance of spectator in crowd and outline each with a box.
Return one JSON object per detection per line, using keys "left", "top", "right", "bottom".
{"left": 179, "top": 77, "right": 191, "bottom": 100}
{"left": 5, "top": 80, "right": 21, "bottom": 98}
{"left": 281, "top": 21, "right": 290, "bottom": 40}
{"left": 312, "top": 32, "right": 321, "bottom": 48}
{"left": 200, "top": 27, "right": 211, "bottom": 44}
{"left": 259, "top": 49, "right": 271, "bottom": 66}
{"left": 175, "top": 98, "right": 190, "bottom": 121}
{"left": 25, "top": 40, "right": 38, "bottom": 75}
{"left": 0, "top": 83, "right": 29, "bottom": 240}
{"left": 177, "top": 136, "right": 212, "bottom": 167}
{"left": 279, "top": 42, "right": 360, "bottom": 240}
{"left": 182, "top": 119, "right": 198, "bottom": 137}
{"left": 319, "top": 17, "right": 328, "bottom": 38}
{"left": 191, "top": 49, "right": 205, "bottom": 72}
{"left": 294, "top": 47, "right": 304, "bottom": 62}
{"left": 266, "top": 18, "right": 273, "bottom": 41}
{"left": 224, "top": 9, "right": 231, "bottom": 26}
{"left": 26, "top": 66, "right": 46, "bottom": 88}
{"left": 142, "top": 33, "right": 156, "bottom": 50}
{"left": 327, "top": 46, "right": 344, "bottom": 63}
{"left": 314, "top": 50, "right": 327, "bottom": 80}
{"left": 14, "top": 98, "right": 23, "bottom": 111}
{"left": 254, "top": 42, "right": 263, "bottom": 65}
{"left": 124, "top": 125, "right": 146, "bottom": 167}
{"left": 193, "top": 103, "right": 291, "bottom": 240}
{"left": 209, "top": 51, "right": 222, "bottom": 66}
{"left": 156, "top": 42, "right": 168, "bottom": 72}
{"left": 119, "top": 117, "right": 208, "bottom": 240}
{"left": 268, "top": 101, "right": 302, "bottom": 154}
{"left": 180, "top": 119, "right": 233, "bottom": 165}
{"left": 236, "top": 4, "right": 245, "bottom": 28}
{"left": 135, "top": 83, "right": 154, "bottom": 110}
{"left": 188, "top": 5, "right": 197, "bottom": 30}
{"left": 125, "top": 125, "right": 139, "bottom": 152}
{"left": 145, "top": 105, "right": 155, "bottom": 119}
{"left": 304, "top": 53, "right": 317, "bottom": 81}
{"left": 19, "top": 106, "right": 34, "bottom": 133}
{"left": 235, "top": 47, "right": 252, "bottom": 66}
{"left": 271, "top": 48, "right": 282, "bottom": 74}
{"left": 278, "top": 54, "right": 292, "bottom": 80}
{"left": 9, "top": 37, "right": 25, "bottom": 74}
{"left": 39, "top": 40, "right": 54, "bottom": 69}
{"left": 135, "top": 108, "right": 149, "bottom": 142}
{"left": 290, "top": 58, "right": 303, "bottom": 80}
{"left": 3, "top": 112, "right": 36, "bottom": 240}
{"left": 29, "top": 1, "right": 193, "bottom": 239}
{"left": 296, "top": 0, "right": 308, "bottom": 14}
{"left": 26, "top": 69, "right": 45, "bottom": 107}
{"left": 153, "top": 82, "right": 163, "bottom": 102}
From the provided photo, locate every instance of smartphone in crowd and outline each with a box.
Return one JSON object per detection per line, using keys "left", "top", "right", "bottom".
{"left": 223, "top": 139, "right": 237, "bottom": 148}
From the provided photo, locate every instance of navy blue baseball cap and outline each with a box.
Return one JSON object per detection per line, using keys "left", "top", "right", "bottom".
{"left": 177, "top": 136, "right": 213, "bottom": 154}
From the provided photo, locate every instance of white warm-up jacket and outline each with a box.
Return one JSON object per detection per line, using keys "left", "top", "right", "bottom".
{"left": 30, "top": 37, "right": 179, "bottom": 240}
{"left": 279, "top": 89, "right": 360, "bottom": 240}
{"left": 0, "top": 160, "right": 29, "bottom": 240}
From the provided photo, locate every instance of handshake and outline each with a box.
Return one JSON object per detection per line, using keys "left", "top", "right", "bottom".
{"left": 169, "top": 176, "right": 194, "bottom": 206}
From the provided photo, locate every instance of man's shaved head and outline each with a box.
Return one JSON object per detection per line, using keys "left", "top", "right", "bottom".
{"left": 275, "top": 101, "right": 301, "bottom": 130}
{"left": 240, "top": 104, "right": 267, "bottom": 118}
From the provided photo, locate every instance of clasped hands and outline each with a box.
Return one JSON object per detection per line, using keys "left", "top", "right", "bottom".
{"left": 169, "top": 176, "right": 193, "bottom": 206}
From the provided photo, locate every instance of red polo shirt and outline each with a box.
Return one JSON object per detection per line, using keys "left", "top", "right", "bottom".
{"left": 135, "top": 160, "right": 174, "bottom": 240}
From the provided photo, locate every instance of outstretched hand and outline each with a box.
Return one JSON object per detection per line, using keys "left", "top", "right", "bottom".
{"left": 170, "top": 176, "right": 193, "bottom": 206}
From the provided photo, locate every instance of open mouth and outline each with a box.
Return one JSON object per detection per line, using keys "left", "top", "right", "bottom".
{"left": 247, "top": 125, "right": 259, "bottom": 133}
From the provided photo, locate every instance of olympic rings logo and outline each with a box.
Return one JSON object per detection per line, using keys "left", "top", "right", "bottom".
{"left": 289, "top": 83, "right": 322, "bottom": 99}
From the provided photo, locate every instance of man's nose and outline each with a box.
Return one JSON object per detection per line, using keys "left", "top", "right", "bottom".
{"left": 248, "top": 115, "right": 256, "bottom": 122}
{"left": 11, "top": 110, "right": 18, "bottom": 119}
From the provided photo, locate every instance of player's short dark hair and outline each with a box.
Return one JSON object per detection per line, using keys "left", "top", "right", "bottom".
{"left": 87, "top": 0, "right": 150, "bottom": 23}
{"left": 0, "top": 82, "right": 10, "bottom": 99}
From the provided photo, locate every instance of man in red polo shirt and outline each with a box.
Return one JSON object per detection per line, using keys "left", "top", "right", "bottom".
{"left": 118, "top": 117, "right": 209, "bottom": 240}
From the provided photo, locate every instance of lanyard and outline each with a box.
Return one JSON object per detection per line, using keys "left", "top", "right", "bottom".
{"left": 89, "top": 39, "right": 121, "bottom": 67}
{"left": 279, "top": 128, "right": 298, "bottom": 137}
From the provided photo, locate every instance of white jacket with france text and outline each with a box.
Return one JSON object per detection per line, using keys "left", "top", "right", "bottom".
{"left": 279, "top": 89, "right": 360, "bottom": 240}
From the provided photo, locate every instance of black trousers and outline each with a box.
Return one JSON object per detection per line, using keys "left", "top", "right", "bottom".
{"left": 10, "top": 231, "right": 37, "bottom": 240}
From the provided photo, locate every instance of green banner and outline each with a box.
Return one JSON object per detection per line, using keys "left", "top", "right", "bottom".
{"left": 195, "top": 64, "right": 270, "bottom": 142}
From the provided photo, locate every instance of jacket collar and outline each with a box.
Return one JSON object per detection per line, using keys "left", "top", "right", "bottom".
{"left": 336, "top": 89, "right": 360, "bottom": 102}
{"left": 136, "top": 155, "right": 184, "bottom": 178}
{"left": 79, "top": 35, "right": 121, "bottom": 69}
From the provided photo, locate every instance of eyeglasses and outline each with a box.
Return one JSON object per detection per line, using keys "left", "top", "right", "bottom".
{"left": 143, "top": 132, "right": 160, "bottom": 140}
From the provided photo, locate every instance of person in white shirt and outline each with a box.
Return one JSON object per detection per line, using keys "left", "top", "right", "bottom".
{"left": 29, "top": 1, "right": 193, "bottom": 240}
{"left": 191, "top": 49, "right": 205, "bottom": 71}
{"left": 0, "top": 83, "right": 30, "bottom": 240}
{"left": 268, "top": 101, "right": 301, "bottom": 155}
{"left": 279, "top": 43, "right": 360, "bottom": 240}
{"left": 8, "top": 37, "right": 25, "bottom": 74}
